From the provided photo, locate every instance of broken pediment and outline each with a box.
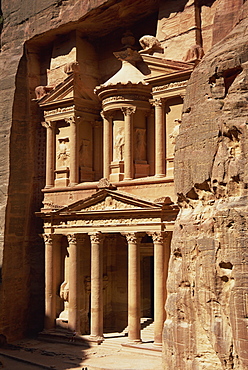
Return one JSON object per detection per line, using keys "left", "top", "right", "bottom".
{"left": 37, "top": 73, "right": 94, "bottom": 108}
{"left": 141, "top": 54, "right": 194, "bottom": 84}
{"left": 56, "top": 189, "right": 162, "bottom": 215}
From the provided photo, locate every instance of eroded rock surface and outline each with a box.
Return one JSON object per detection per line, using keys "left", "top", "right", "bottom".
{"left": 164, "top": 4, "right": 248, "bottom": 369}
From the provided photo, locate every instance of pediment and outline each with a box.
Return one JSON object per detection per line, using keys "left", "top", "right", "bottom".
{"left": 56, "top": 189, "right": 162, "bottom": 215}
{"left": 142, "top": 55, "right": 194, "bottom": 82}
{"left": 38, "top": 74, "right": 94, "bottom": 108}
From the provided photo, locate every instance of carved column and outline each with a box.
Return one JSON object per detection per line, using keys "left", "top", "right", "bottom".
{"left": 67, "top": 234, "right": 80, "bottom": 332}
{"left": 43, "top": 233, "right": 56, "bottom": 329}
{"left": 122, "top": 106, "right": 136, "bottom": 180}
{"left": 42, "top": 120, "right": 55, "bottom": 188}
{"left": 152, "top": 98, "right": 165, "bottom": 177}
{"left": 93, "top": 120, "right": 103, "bottom": 180}
{"left": 101, "top": 111, "right": 113, "bottom": 179}
{"left": 125, "top": 232, "right": 141, "bottom": 342}
{"left": 65, "top": 116, "right": 78, "bottom": 186}
{"left": 152, "top": 232, "right": 165, "bottom": 345}
{"left": 89, "top": 232, "right": 104, "bottom": 341}
{"left": 146, "top": 109, "right": 155, "bottom": 176}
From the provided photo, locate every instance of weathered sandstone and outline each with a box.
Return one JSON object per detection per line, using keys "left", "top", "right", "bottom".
{"left": 164, "top": 3, "right": 248, "bottom": 369}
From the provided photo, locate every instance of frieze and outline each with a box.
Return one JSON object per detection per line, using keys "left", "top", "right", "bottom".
{"left": 44, "top": 105, "right": 75, "bottom": 116}
{"left": 152, "top": 80, "right": 188, "bottom": 93}
{"left": 56, "top": 217, "right": 160, "bottom": 227}
{"left": 102, "top": 94, "right": 147, "bottom": 105}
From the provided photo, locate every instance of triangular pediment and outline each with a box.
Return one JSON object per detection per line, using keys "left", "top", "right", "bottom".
{"left": 56, "top": 189, "right": 162, "bottom": 215}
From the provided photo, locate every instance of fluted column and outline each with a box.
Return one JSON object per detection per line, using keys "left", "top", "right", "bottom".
{"left": 101, "top": 111, "right": 113, "bottom": 179}
{"left": 89, "top": 232, "right": 104, "bottom": 341}
{"left": 152, "top": 98, "right": 165, "bottom": 177}
{"left": 67, "top": 234, "right": 80, "bottom": 333}
{"left": 122, "top": 106, "right": 136, "bottom": 180}
{"left": 152, "top": 232, "right": 165, "bottom": 345}
{"left": 42, "top": 120, "right": 55, "bottom": 188}
{"left": 125, "top": 232, "right": 141, "bottom": 342}
{"left": 43, "top": 233, "right": 56, "bottom": 329}
{"left": 65, "top": 116, "right": 78, "bottom": 186}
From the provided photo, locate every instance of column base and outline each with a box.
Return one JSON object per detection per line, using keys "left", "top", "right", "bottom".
{"left": 89, "top": 335, "right": 104, "bottom": 344}
{"left": 155, "top": 173, "right": 165, "bottom": 178}
{"left": 153, "top": 341, "right": 162, "bottom": 347}
{"left": 128, "top": 338, "right": 142, "bottom": 344}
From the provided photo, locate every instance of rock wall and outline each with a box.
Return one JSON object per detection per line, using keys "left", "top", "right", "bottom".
{"left": 164, "top": 2, "right": 248, "bottom": 369}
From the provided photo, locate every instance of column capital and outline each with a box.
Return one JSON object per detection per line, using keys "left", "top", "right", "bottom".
{"left": 67, "top": 233, "right": 77, "bottom": 245}
{"left": 64, "top": 115, "right": 81, "bottom": 125}
{"left": 100, "top": 110, "right": 113, "bottom": 120}
{"left": 41, "top": 120, "right": 54, "bottom": 129}
{"left": 42, "top": 233, "right": 53, "bottom": 244}
{"left": 150, "top": 231, "right": 165, "bottom": 244}
{"left": 121, "top": 106, "right": 136, "bottom": 116}
{"left": 123, "top": 232, "right": 142, "bottom": 244}
{"left": 150, "top": 98, "right": 164, "bottom": 107}
{"left": 89, "top": 232, "right": 104, "bottom": 244}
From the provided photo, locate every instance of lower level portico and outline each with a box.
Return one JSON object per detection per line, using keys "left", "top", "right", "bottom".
{"left": 39, "top": 188, "right": 178, "bottom": 346}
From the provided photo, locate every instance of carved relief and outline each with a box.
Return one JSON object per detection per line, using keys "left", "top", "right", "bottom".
{"left": 67, "top": 234, "right": 77, "bottom": 244}
{"left": 79, "top": 139, "right": 91, "bottom": 167}
{"left": 57, "top": 217, "right": 160, "bottom": 227}
{"left": 152, "top": 81, "right": 188, "bottom": 93}
{"left": 89, "top": 232, "right": 103, "bottom": 244}
{"left": 42, "top": 233, "right": 53, "bottom": 244}
{"left": 59, "top": 280, "right": 69, "bottom": 321}
{"left": 135, "top": 128, "right": 146, "bottom": 161}
{"left": 44, "top": 105, "right": 75, "bottom": 117}
{"left": 151, "top": 232, "right": 164, "bottom": 244}
{"left": 83, "top": 197, "right": 142, "bottom": 211}
{"left": 139, "top": 35, "right": 163, "bottom": 55}
{"left": 121, "top": 106, "right": 136, "bottom": 116}
{"left": 57, "top": 137, "right": 70, "bottom": 167}
{"left": 169, "top": 119, "right": 181, "bottom": 145}
{"left": 35, "top": 85, "right": 54, "bottom": 99}
{"left": 114, "top": 126, "right": 125, "bottom": 162}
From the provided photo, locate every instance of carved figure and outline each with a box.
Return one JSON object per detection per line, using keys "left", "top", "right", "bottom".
{"left": 35, "top": 85, "right": 54, "bottom": 99}
{"left": 114, "top": 127, "right": 125, "bottom": 161}
{"left": 135, "top": 128, "right": 146, "bottom": 161}
{"left": 139, "top": 35, "right": 163, "bottom": 54}
{"left": 59, "top": 281, "right": 69, "bottom": 320}
{"left": 169, "top": 119, "right": 181, "bottom": 145}
{"left": 183, "top": 44, "right": 204, "bottom": 63}
{"left": 57, "top": 137, "right": 70, "bottom": 167}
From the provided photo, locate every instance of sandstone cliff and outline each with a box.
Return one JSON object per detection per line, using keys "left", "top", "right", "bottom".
{"left": 164, "top": 3, "right": 248, "bottom": 369}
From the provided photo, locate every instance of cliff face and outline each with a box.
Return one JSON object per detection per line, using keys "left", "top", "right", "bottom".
{"left": 0, "top": 0, "right": 111, "bottom": 341}
{"left": 164, "top": 3, "right": 248, "bottom": 369}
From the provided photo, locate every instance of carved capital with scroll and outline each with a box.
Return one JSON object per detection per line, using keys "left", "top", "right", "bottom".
{"left": 41, "top": 120, "right": 54, "bottom": 130}
{"left": 150, "top": 98, "right": 164, "bottom": 108}
{"left": 151, "top": 231, "right": 165, "bottom": 244}
{"left": 42, "top": 233, "right": 53, "bottom": 245}
{"left": 121, "top": 106, "right": 136, "bottom": 116}
{"left": 89, "top": 232, "right": 104, "bottom": 244}
{"left": 67, "top": 233, "right": 77, "bottom": 245}
{"left": 100, "top": 110, "right": 113, "bottom": 121}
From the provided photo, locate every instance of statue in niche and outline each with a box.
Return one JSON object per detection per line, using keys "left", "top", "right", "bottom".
{"left": 169, "top": 119, "right": 181, "bottom": 145}
{"left": 135, "top": 128, "right": 146, "bottom": 161}
{"left": 79, "top": 139, "right": 91, "bottom": 167}
{"left": 57, "top": 137, "right": 70, "bottom": 167}
{"left": 58, "top": 280, "right": 69, "bottom": 321}
{"left": 114, "top": 127, "right": 125, "bottom": 161}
